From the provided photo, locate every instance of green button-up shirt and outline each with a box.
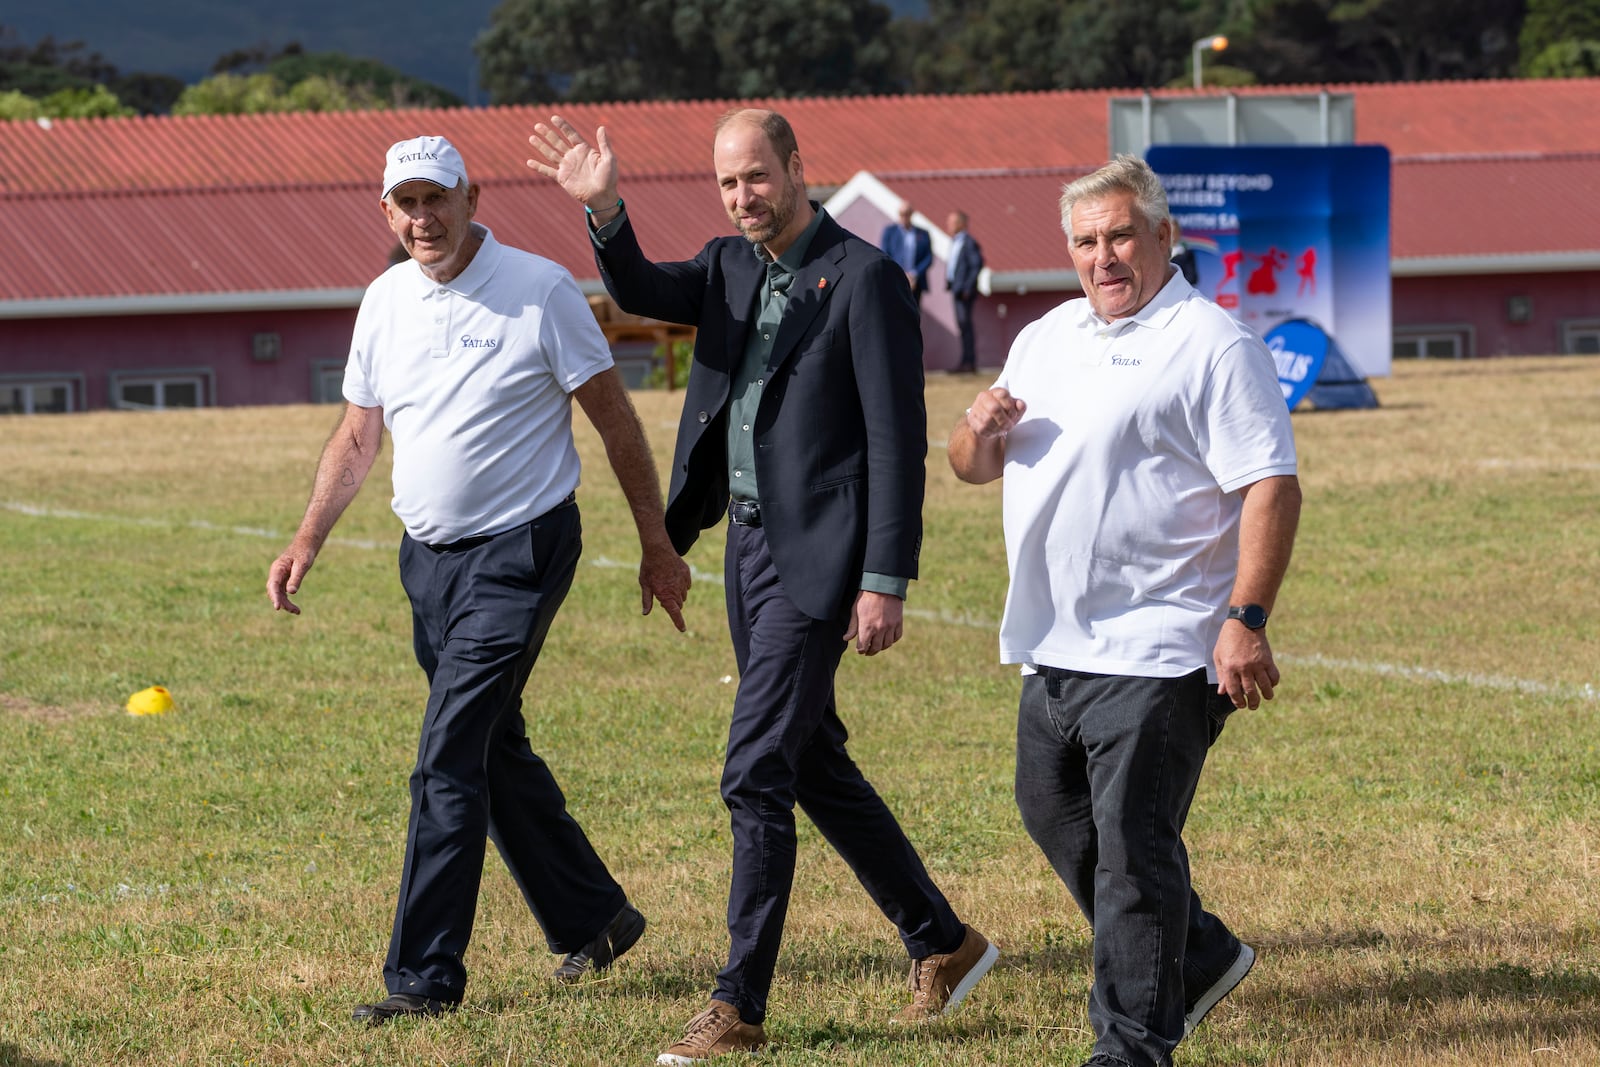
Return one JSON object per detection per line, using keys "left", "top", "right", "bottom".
{"left": 727, "top": 208, "right": 824, "bottom": 504}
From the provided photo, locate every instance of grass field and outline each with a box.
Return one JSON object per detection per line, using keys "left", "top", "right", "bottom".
{"left": 2, "top": 357, "right": 1598, "bottom": 1066}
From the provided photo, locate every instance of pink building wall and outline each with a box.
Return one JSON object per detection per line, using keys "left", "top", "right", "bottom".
{"left": 2, "top": 308, "right": 357, "bottom": 410}
{"left": 1393, "top": 273, "right": 1600, "bottom": 357}
{"left": 4, "top": 270, "right": 1597, "bottom": 414}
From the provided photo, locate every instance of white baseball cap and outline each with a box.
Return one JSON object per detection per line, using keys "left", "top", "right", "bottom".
{"left": 381, "top": 135, "right": 469, "bottom": 199}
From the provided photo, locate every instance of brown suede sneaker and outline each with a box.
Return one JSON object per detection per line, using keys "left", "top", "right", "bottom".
{"left": 893, "top": 924, "right": 999, "bottom": 1023}
{"left": 656, "top": 1000, "right": 767, "bottom": 1064}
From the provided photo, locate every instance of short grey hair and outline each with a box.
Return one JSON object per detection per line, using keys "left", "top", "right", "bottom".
{"left": 1059, "top": 155, "right": 1170, "bottom": 238}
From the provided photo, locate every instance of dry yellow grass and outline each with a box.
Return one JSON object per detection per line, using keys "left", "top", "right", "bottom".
{"left": 1, "top": 357, "right": 1598, "bottom": 1066}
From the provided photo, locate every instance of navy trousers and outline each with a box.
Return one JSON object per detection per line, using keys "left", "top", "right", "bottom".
{"left": 953, "top": 295, "right": 977, "bottom": 370}
{"left": 385, "top": 501, "right": 626, "bottom": 1002}
{"left": 1014, "top": 667, "right": 1242, "bottom": 1067}
{"left": 712, "top": 522, "right": 964, "bottom": 1024}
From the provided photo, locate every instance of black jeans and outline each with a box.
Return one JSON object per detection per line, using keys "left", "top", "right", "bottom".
{"left": 712, "top": 522, "right": 964, "bottom": 1023}
{"left": 1014, "top": 667, "right": 1241, "bottom": 1067}
{"left": 385, "top": 502, "right": 626, "bottom": 1002}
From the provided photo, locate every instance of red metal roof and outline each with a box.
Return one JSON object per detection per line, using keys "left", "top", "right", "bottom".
{"left": 1391, "top": 152, "right": 1600, "bottom": 261}
{"left": 0, "top": 96, "right": 1115, "bottom": 194}
{"left": 3, "top": 78, "right": 1598, "bottom": 306}
{"left": 0, "top": 175, "right": 732, "bottom": 304}
{"left": 855, "top": 169, "right": 1094, "bottom": 274}
{"left": 5, "top": 79, "right": 1599, "bottom": 196}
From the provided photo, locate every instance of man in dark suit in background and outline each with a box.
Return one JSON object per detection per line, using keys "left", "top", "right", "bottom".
{"left": 529, "top": 108, "right": 996, "bottom": 1065}
{"left": 879, "top": 200, "right": 933, "bottom": 307}
{"left": 946, "top": 210, "right": 984, "bottom": 373}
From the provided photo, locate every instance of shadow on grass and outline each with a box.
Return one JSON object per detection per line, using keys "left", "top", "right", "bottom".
{"left": 475, "top": 950, "right": 1043, "bottom": 1051}
{"left": 995, "top": 940, "right": 1094, "bottom": 976}
{"left": 1252, "top": 926, "right": 1600, "bottom": 1047}
{"left": 0, "top": 1045, "right": 70, "bottom": 1067}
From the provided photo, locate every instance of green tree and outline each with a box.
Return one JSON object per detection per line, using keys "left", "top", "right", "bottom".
{"left": 109, "top": 72, "right": 186, "bottom": 115}
{"left": 40, "top": 84, "right": 133, "bottom": 118}
{"left": 1061, "top": 1, "right": 1224, "bottom": 89}
{"left": 0, "top": 83, "right": 133, "bottom": 120}
{"left": 171, "top": 72, "right": 289, "bottom": 116}
{"left": 282, "top": 74, "right": 383, "bottom": 112}
{"left": 0, "top": 25, "right": 178, "bottom": 114}
{"left": 1525, "top": 38, "right": 1600, "bottom": 76}
{"left": 208, "top": 40, "right": 460, "bottom": 107}
{"left": 1520, "top": 0, "right": 1600, "bottom": 75}
{"left": 0, "top": 25, "right": 115, "bottom": 97}
{"left": 0, "top": 88, "right": 41, "bottom": 119}
{"left": 170, "top": 64, "right": 425, "bottom": 116}
{"left": 896, "top": 0, "right": 1235, "bottom": 93}
{"left": 1519, "top": 0, "right": 1600, "bottom": 59}
{"left": 475, "top": 0, "right": 896, "bottom": 103}
{"left": 1228, "top": 0, "right": 1522, "bottom": 83}
{"left": 266, "top": 52, "right": 461, "bottom": 108}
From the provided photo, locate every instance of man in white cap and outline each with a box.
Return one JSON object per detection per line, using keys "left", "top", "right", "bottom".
{"left": 267, "top": 135, "right": 692, "bottom": 1024}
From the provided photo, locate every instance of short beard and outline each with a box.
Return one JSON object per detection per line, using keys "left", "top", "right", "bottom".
{"left": 736, "top": 180, "right": 797, "bottom": 246}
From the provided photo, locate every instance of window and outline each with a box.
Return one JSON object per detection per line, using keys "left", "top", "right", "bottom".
{"left": 252, "top": 332, "right": 282, "bottom": 362}
{"left": 110, "top": 370, "right": 212, "bottom": 410}
{"left": 0, "top": 376, "right": 81, "bottom": 415}
{"left": 1393, "top": 327, "right": 1469, "bottom": 359}
{"left": 310, "top": 360, "right": 347, "bottom": 404}
{"left": 1560, "top": 320, "right": 1600, "bottom": 355}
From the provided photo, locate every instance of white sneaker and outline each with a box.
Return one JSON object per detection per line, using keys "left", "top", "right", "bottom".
{"left": 1183, "top": 942, "right": 1255, "bottom": 1036}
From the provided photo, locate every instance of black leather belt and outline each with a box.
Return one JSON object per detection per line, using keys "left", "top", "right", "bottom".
{"left": 728, "top": 499, "right": 763, "bottom": 527}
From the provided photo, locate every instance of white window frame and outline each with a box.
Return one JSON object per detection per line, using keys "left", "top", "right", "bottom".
{"left": 309, "top": 360, "right": 347, "bottom": 404}
{"left": 1393, "top": 324, "right": 1473, "bottom": 360}
{"left": 0, "top": 374, "right": 83, "bottom": 415}
{"left": 1559, "top": 319, "right": 1600, "bottom": 355}
{"left": 109, "top": 368, "right": 214, "bottom": 411}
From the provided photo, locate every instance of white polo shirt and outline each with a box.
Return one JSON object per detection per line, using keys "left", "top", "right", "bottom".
{"left": 344, "top": 225, "right": 613, "bottom": 544}
{"left": 993, "top": 272, "right": 1297, "bottom": 680}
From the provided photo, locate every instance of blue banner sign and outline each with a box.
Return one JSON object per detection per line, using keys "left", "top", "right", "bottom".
{"left": 1264, "top": 319, "right": 1329, "bottom": 410}
{"left": 1147, "top": 145, "right": 1391, "bottom": 405}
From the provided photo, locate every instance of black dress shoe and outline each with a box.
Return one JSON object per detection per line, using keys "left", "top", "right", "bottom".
{"left": 552, "top": 901, "right": 647, "bottom": 982}
{"left": 351, "top": 992, "right": 456, "bottom": 1025}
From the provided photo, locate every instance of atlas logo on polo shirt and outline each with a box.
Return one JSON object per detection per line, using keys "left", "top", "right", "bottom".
{"left": 1111, "top": 355, "right": 1143, "bottom": 367}
{"left": 460, "top": 335, "right": 500, "bottom": 349}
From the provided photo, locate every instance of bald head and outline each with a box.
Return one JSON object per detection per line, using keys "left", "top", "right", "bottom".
{"left": 714, "top": 108, "right": 800, "bottom": 166}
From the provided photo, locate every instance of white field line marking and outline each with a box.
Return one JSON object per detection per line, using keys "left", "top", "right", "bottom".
{"left": 8, "top": 501, "right": 1595, "bottom": 701}
{"left": 1479, "top": 458, "right": 1600, "bottom": 472}
{"left": 4, "top": 500, "right": 390, "bottom": 552}
{"left": 1287, "top": 653, "right": 1599, "bottom": 702}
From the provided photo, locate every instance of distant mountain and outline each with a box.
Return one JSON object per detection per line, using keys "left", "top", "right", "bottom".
{"left": 7, "top": 0, "right": 930, "bottom": 106}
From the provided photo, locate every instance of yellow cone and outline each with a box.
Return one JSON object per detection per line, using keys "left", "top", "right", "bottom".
{"left": 126, "top": 685, "right": 176, "bottom": 716}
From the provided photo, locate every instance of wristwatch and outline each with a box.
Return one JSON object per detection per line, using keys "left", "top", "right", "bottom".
{"left": 1226, "top": 604, "right": 1269, "bottom": 630}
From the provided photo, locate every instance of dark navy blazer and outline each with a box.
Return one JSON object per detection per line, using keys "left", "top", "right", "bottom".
{"left": 946, "top": 233, "right": 984, "bottom": 302}
{"left": 594, "top": 209, "right": 926, "bottom": 621}
{"left": 879, "top": 223, "right": 933, "bottom": 295}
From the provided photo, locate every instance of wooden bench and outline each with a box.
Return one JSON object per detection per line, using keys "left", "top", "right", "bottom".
{"left": 588, "top": 295, "right": 696, "bottom": 389}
